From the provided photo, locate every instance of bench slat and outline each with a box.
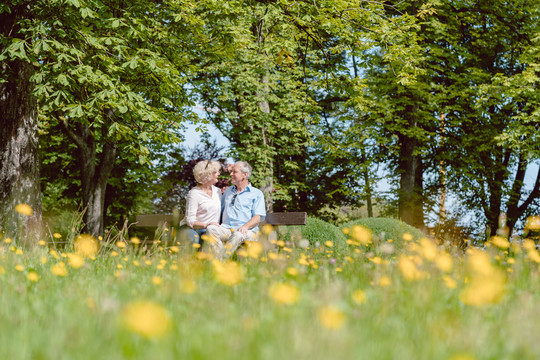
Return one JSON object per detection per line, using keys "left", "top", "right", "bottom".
{"left": 135, "top": 212, "right": 307, "bottom": 227}
{"left": 136, "top": 214, "right": 175, "bottom": 227}
{"left": 264, "top": 212, "right": 307, "bottom": 226}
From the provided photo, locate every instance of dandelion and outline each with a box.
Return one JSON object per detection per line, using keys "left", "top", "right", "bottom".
{"left": 342, "top": 227, "right": 350, "bottom": 235}
{"left": 490, "top": 236, "right": 510, "bottom": 249}
{"left": 169, "top": 246, "right": 179, "bottom": 253}
{"left": 74, "top": 234, "right": 99, "bottom": 257}
{"left": 121, "top": 301, "right": 172, "bottom": 339}
{"left": 116, "top": 241, "right": 127, "bottom": 249}
{"left": 443, "top": 275, "right": 457, "bottom": 289}
{"left": 419, "top": 238, "right": 438, "bottom": 261}
{"left": 51, "top": 262, "right": 68, "bottom": 277}
{"left": 15, "top": 203, "right": 33, "bottom": 216}
{"left": 402, "top": 233, "right": 413, "bottom": 241}
{"left": 180, "top": 279, "right": 197, "bottom": 294}
{"left": 298, "top": 254, "right": 309, "bottom": 266}
{"left": 38, "top": 240, "right": 46, "bottom": 246}
{"left": 317, "top": 306, "right": 346, "bottom": 329}
{"left": 213, "top": 260, "right": 243, "bottom": 286}
{"left": 525, "top": 215, "right": 540, "bottom": 231}
{"left": 459, "top": 249, "right": 506, "bottom": 306}
{"left": 351, "top": 289, "right": 367, "bottom": 304}
{"left": 325, "top": 241, "right": 334, "bottom": 248}
{"left": 247, "top": 241, "right": 263, "bottom": 259}
{"left": 378, "top": 276, "right": 391, "bottom": 287}
{"left": 287, "top": 267, "right": 299, "bottom": 276}
{"left": 350, "top": 225, "right": 372, "bottom": 246}
{"left": 398, "top": 255, "right": 425, "bottom": 281}
{"left": 269, "top": 283, "right": 300, "bottom": 304}
{"left": 3, "top": 238, "right": 12, "bottom": 244}
{"left": 434, "top": 252, "right": 453, "bottom": 273}
{"left": 111, "top": 251, "right": 119, "bottom": 257}
{"left": 261, "top": 224, "right": 274, "bottom": 235}
{"left": 53, "top": 233, "right": 62, "bottom": 239}
{"left": 15, "top": 264, "right": 24, "bottom": 272}
{"left": 130, "top": 237, "right": 141, "bottom": 245}
{"left": 27, "top": 271, "right": 39, "bottom": 282}
{"left": 152, "top": 276, "right": 162, "bottom": 285}
{"left": 67, "top": 253, "right": 84, "bottom": 269}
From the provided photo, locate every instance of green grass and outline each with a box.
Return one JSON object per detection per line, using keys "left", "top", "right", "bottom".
{"left": 1, "top": 219, "right": 540, "bottom": 360}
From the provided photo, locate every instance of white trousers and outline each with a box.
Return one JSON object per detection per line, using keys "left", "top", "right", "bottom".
{"left": 205, "top": 225, "right": 257, "bottom": 260}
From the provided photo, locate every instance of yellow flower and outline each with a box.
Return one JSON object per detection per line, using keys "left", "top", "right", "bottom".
{"left": 15, "top": 203, "right": 33, "bottom": 216}
{"left": 528, "top": 249, "right": 540, "bottom": 263}
{"left": 51, "top": 262, "right": 68, "bottom": 277}
{"left": 111, "top": 251, "right": 119, "bottom": 257}
{"left": 213, "top": 260, "right": 243, "bottom": 286}
{"left": 351, "top": 289, "right": 367, "bottom": 304}
{"left": 298, "top": 253, "right": 309, "bottom": 266}
{"left": 419, "top": 238, "right": 438, "bottom": 261}
{"left": 350, "top": 225, "right": 372, "bottom": 246}
{"left": 116, "top": 241, "right": 127, "bottom": 249}
{"left": 459, "top": 249, "right": 506, "bottom": 306}
{"left": 317, "top": 306, "right": 346, "bottom": 329}
{"left": 269, "top": 283, "right": 300, "bottom": 305}
{"left": 443, "top": 275, "right": 457, "bottom": 289}
{"left": 525, "top": 215, "right": 540, "bottom": 231}
{"left": 286, "top": 267, "right": 299, "bottom": 276}
{"left": 152, "top": 276, "right": 162, "bottom": 285}
{"left": 490, "top": 236, "right": 510, "bottom": 249}
{"left": 67, "top": 253, "right": 84, "bottom": 269}
{"left": 122, "top": 301, "right": 172, "bottom": 339}
{"left": 38, "top": 240, "right": 46, "bottom": 246}
{"left": 369, "top": 256, "right": 383, "bottom": 264}
{"left": 15, "top": 264, "right": 24, "bottom": 272}
{"left": 434, "top": 252, "right": 453, "bottom": 273}
{"left": 3, "top": 238, "right": 12, "bottom": 244}
{"left": 342, "top": 227, "right": 350, "bottom": 235}
{"left": 261, "top": 224, "right": 274, "bottom": 235}
{"left": 378, "top": 276, "right": 391, "bottom": 287}
{"left": 53, "top": 233, "right": 62, "bottom": 239}
{"left": 27, "top": 271, "right": 39, "bottom": 282}
{"left": 247, "top": 241, "right": 263, "bottom": 259}
{"left": 130, "top": 237, "right": 141, "bottom": 245}
{"left": 180, "top": 279, "right": 197, "bottom": 294}
{"left": 398, "top": 255, "right": 425, "bottom": 281}
{"left": 74, "top": 234, "right": 99, "bottom": 257}
{"left": 325, "top": 241, "right": 334, "bottom": 248}
{"left": 169, "top": 246, "right": 179, "bottom": 253}
{"left": 402, "top": 233, "right": 413, "bottom": 241}
{"left": 459, "top": 271, "right": 505, "bottom": 306}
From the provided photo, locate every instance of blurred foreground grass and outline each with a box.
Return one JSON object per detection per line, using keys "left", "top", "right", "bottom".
{"left": 2, "top": 216, "right": 540, "bottom": 360}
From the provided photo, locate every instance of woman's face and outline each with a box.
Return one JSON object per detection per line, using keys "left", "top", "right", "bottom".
{"left": 211, "top": 170, "right": 221, "bottom": 184}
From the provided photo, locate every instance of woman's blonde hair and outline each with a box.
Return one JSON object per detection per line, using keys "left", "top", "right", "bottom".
{"left": 193, "top": 160, "right": 221, "bottom": 184}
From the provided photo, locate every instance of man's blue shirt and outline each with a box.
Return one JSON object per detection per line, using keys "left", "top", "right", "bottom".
{"left": 221, "top": 184, "right": 266, "bottom": 232}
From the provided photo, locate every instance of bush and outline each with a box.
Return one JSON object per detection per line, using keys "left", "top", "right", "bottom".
{"left": 274, "top": 216, "right": 347, "bottom": 250}
{"left": 342, "top": 217, "right": 426, "bottom": 252}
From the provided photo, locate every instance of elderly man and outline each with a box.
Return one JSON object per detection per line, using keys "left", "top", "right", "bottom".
{"left": 206, "top": 161, "right": 266, "bottom": 259}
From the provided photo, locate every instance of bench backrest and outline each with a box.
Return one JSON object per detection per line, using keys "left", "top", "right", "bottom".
{"left": 135, "top": 212, "right": 307, "bottom": 228}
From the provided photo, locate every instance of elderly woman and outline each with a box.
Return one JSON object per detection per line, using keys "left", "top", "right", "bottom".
{"left": 179, "top": 160, "right": 222, "bottom": 246}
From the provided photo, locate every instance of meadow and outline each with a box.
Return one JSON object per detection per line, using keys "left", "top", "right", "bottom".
{"left": 2, "top": 210, "right": 540, "bottom": 360}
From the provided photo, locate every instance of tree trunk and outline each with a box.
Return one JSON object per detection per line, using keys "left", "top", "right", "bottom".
{"left": 506, "top": 154, "right": 540, "bottom": 236}
{"left": 0, "top": 8, "right": 42, "bottom": 241}
{"left": 398, "top": 112, "right": 424, "bottom": 229}
{"left": 59, "top": 120, "right": 117, "bottom": 237}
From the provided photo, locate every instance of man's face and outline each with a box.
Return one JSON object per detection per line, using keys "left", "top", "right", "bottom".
{"left": 230, "top": 164, "right": 246, "bottom": 185}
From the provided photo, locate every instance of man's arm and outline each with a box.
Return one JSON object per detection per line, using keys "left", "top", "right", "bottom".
{"left": 237, "top": 215, "right": 261, "bottom": 235}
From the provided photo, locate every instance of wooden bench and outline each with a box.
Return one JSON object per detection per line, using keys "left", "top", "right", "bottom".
{"left": 135, "top": 212, "right": 307, "bottom": 247}
{"left": 135, "top": 212, "right": 307, "bottom": 229}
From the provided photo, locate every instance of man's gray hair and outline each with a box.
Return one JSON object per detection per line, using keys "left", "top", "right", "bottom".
{"left": 236, "top": 161, "right": 252, "bottom": 178}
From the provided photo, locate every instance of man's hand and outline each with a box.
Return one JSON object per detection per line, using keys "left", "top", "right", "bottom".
{"left": 237, "top": 224, "right": 249, "bottom": 235}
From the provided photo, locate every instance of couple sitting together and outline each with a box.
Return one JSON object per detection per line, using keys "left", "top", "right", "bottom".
{"left": 179, "top": 160, "right": 266, "bottom": 259}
